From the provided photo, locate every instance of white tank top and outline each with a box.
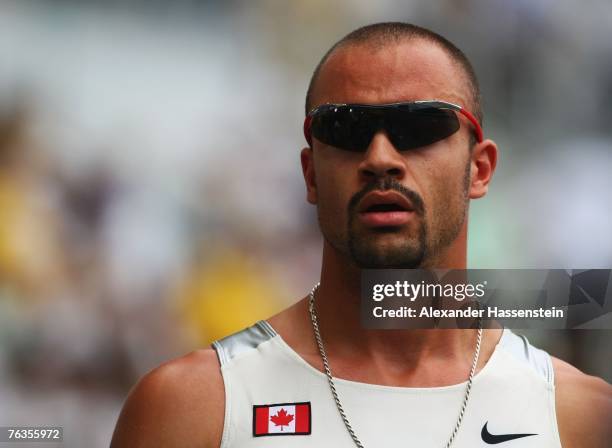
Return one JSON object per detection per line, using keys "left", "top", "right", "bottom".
{"left": 212, "top": 321, "right": 562, "bottom": 447}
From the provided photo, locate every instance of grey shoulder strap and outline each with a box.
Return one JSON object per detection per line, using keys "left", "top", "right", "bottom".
{"left": 499, "top": 329, "right": 555, "bottom": 385}
{"left": 211, "top": 320, "right": 277, "bottom": 367}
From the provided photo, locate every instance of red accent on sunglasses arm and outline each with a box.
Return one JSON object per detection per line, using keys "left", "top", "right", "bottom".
{"left": 304, "top": 115, "right": 313, "bottom": 147}
{"left": 458, "top": 108, "right": 483, "bottom": 143}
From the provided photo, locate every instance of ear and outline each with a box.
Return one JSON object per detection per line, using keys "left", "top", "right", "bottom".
{"left": 468, "top": 139, "right": 498, "bottom": 199}
{"left": 300, "top": 147, "right": 317, "bottom": 204}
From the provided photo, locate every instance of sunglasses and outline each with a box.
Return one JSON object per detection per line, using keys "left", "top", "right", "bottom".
{"left": 303, "top": 100, "right": 483, "bottom": 152}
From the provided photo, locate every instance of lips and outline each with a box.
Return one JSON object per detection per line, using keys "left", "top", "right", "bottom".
{"left": 358, "top": 191, "right": 415, "bottom": 227}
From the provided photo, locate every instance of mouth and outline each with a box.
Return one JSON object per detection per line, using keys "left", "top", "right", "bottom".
{"left": 358, "top": 192, "right": 415, "bottom": 228}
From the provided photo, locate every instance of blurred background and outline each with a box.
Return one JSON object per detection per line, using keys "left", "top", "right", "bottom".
{"left": 0, "top": 0, "right": 611, "bottom": 446}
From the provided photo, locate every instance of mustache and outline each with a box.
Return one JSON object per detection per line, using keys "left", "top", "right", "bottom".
{"left": 348, "top": 177, "right": 425, "bottom": 216}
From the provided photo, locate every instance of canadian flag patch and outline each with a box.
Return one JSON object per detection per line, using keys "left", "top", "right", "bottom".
{"left": 253, "top": 402, "right": 311, "bottom": 436}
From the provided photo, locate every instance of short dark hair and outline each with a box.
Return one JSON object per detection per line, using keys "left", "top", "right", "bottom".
{"left": 305, "top": 22, "right": 482, "bottom": 127}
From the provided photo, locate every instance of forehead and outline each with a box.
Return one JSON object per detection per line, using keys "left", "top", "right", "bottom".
{"left": 311, "top": 39, "right": 470, "bottom": 110}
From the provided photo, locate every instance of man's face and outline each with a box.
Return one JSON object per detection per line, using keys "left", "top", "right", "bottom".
{"left": 304, "top": 39, "right": 476, "bottom": 268}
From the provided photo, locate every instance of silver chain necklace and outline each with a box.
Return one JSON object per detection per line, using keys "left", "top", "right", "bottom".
{"left": 308, "top": 282, "right": 482, "bottom": 448}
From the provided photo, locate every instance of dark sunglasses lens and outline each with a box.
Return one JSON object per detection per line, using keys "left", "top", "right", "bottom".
{"left": 311, "top": 107, "right": 374, "bottom": 151}
{"left": 387, "top": 107, "right": 460, "bottom": 150}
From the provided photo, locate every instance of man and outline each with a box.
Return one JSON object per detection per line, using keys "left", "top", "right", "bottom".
{"left": 111, "top": 22, "right": 612, "bottom": 447}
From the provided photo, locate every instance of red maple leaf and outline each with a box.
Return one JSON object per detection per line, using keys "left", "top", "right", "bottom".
{"left": 270, "top": 408, "right": 294, "bottom": 431}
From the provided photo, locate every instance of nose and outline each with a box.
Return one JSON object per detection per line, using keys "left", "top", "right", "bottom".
{"left": 358, "top": 131, "right": 406, "bottom": 181}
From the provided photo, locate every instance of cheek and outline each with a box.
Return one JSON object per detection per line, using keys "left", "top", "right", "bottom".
{"left": 410, "top": 150, "right": 469, "bottom": 214}
{"left": 429, "top": 174, "right": 457, "bottom": 208}
{"left": 315, "top": 166, "right": 351, "bottom": 219}
{"left": 314, "top": 152, "right": 358, "bottom": 214}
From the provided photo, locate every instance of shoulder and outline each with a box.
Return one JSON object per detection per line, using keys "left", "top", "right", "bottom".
{"left": 552, "top": 356, "right": 612, "bottom": 448}
{"left": 110, "top": 348, "right": 224, "bottom": 448}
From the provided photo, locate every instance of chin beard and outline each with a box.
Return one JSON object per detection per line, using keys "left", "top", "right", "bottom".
{"left": 347, "top": 223, "right": 428, "bottom": 269}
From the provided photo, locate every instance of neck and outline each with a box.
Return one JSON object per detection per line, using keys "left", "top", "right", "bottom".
{"left": 313, "top": 229, "right": 480, "bottom": 385}
{"left": 318, "top": 222, "right": 468, "bottom": 320}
